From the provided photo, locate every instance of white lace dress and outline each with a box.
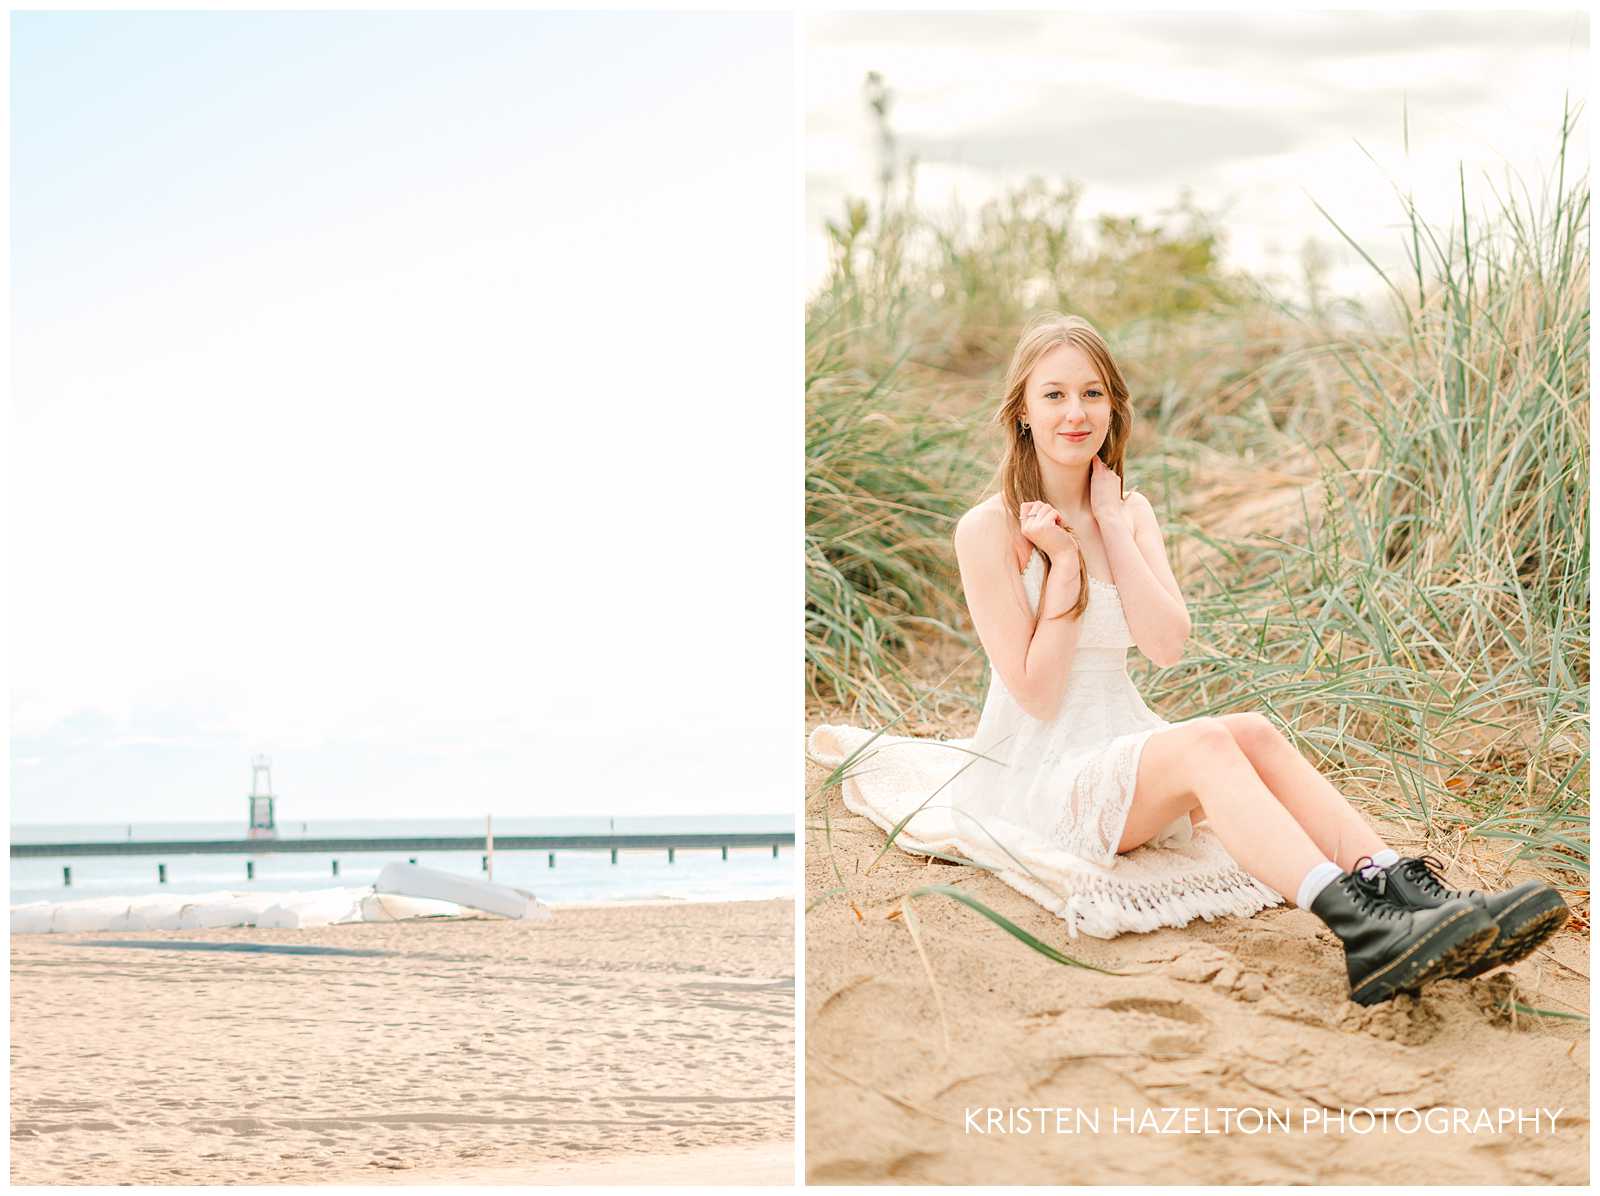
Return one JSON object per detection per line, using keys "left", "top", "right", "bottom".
{"left": 948, "top": 547, "right": 1195, "bottom": 866}
{"left": 808, "top": 547, "right": 1284, "bottom": 939}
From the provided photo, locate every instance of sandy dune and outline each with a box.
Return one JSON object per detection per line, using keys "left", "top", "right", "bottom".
{"left": 11, "top": 897, "right": 794, "bottom": 1185}
{"left": 805, "top": 756, "right": 1588, "bottom": 1185}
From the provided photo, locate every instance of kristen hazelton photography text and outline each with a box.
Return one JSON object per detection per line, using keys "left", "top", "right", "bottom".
{"left": 10, "top": 11, "right": 794, "bottom": 1187}
{"left": 804, "top": 11, "right": 1588, "bottom": 1189}
{"left": 960, "top": 1105, "right": 1568, "bottom": 1137}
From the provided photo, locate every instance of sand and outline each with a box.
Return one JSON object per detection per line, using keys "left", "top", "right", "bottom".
{"left": 364, "top": 1140, "right": 793, "bottom": 1185}
{"left": 11, "top": 897, "right": 794, "bottom": 1185}
{"left": 805, "top": 753, "right": 1589, "bottom": 1185}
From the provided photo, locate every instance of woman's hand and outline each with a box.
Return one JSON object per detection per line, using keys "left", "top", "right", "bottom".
{"left": 1090, "top": 456, "right": 1129, "bottom": 527}
{"left": 1019, "top": 500, "right": 1079, "bottom": 561}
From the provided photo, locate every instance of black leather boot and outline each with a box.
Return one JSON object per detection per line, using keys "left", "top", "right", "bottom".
{"left": 1361, "top": 854, "right": 1570, "bottom": 979}
{"left": 1308, "top": 867, "right": 1498, "bottom": 1005}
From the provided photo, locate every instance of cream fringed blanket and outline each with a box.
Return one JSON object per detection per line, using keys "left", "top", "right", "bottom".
{"left": 807, "top": 723, "right": 1285, "bottom": 940}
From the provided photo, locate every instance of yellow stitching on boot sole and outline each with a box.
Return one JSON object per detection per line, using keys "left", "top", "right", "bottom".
{"left": 1355, "top": 906, "right": 1482, "bottom": 992}
{"left": 1359, "top": 930, "right": 1494, "bottom": 1001}
{"left": 1497, "top": 887, "right": 1559, "bottom": 925}
{"left": 1460, "top": 892, "right": 1565, "bottom": 973}
{"left": 1495, "top": 907, "right": 1567, "bottom": 954}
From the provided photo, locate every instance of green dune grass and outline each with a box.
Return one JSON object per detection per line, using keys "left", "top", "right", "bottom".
{"left": 806, "top": 98, "right": 1589, "bottom": 897}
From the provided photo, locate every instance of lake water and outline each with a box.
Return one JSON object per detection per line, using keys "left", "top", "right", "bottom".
{"left": 9, "top": 814, "right": 794, "bottom": 908}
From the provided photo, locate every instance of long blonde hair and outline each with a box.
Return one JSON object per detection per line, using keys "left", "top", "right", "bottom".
{"left": 990, "top": 312, "right": 1134, "bottom": 620}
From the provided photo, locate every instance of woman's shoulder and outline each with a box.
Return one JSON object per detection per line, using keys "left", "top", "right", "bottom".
{"left": 954, "top": 494, "right": 1008, "bottom": 546}
{"left": 1120, "top": 487, "right": 1159, "bottom": 534}
{"left": 954, "top": 495, "right": 1032, "bottom": 573}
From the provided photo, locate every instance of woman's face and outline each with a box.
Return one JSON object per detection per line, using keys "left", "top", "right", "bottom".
{"left": 1022, "top": 342, "right": 1111, "bottom": 469}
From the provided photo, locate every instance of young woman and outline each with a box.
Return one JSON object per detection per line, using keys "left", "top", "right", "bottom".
{"left": 812, "top": 312, "right": 1568, "bottom": 1007}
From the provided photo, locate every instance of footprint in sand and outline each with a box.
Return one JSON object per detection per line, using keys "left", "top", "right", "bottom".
{"left": 1144, "top": 1032, "right": 1205, "bottom": 1059}
{"left": 1100, "top": 996, "right": 1208, "bottom": 1024}
{"left": 1093, "top": 995, "right": 1214, "bottom": 1069}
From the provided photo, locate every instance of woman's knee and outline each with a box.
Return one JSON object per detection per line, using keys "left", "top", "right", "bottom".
{"left": 1220, "top": 711, "right": 1280, "bottom": 755}
{"left": 1187, "top": 716, "right": 1241, "bottom": 758}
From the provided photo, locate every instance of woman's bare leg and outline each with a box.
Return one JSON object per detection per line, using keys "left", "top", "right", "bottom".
{"left": 1218, "top": 712, "right": 1390, "bottom": 872}
{"left": 1116, "top": 718, "right": 1326, "bottom": 900}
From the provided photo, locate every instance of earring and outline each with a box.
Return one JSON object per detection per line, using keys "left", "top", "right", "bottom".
{"left": 1019, "top": 420, "right": 1030, "bottom": 434}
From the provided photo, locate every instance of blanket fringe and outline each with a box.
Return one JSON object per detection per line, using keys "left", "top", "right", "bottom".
{"left": 1035, "top": 864, "right": 1281, "bottom": 940}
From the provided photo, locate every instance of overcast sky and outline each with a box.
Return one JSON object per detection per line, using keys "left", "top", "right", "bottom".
{"left": 805, "top": 10, "right": 1589, "bottom": 306}
{"left": 10, "top": 12, "right": 795, "bottom": 824}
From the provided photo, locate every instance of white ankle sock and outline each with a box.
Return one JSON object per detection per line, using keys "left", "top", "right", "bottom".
{"left": 1358, "top": 848, "right": 1400, "bottom": 879}
{"left": 1296, "top": 860, "right": 1344, "bottom": 909}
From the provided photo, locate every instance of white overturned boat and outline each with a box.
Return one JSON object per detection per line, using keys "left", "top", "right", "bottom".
{"left": 11, "top": 863, "right": 551, "bottom": 934}
{"left": 373, "top": 861, "right": 550, "bottom": 920}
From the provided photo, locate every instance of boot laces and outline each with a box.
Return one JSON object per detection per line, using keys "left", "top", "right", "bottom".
{"left": 1344, "top": 858, "right": 1403, "bottom": 919}
{"left": 1400, "top": 854, "right": 1466, "bottom": 900}
{"left": 1352, "top": 854, "right": 1388, "bottom": 897}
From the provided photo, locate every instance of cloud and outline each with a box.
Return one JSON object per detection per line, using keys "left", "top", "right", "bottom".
{"left": 1118, "top": 10, "right": 1585, "bottom": 62}
{"left": 807, "top": 10, "right": 1586, "bottom": 61}
{"left": 803, "top": 9, "right": 1588, "bottom": 300}
{"left": 902, "top": 93, "right": 1304, "bottom": 185}
{"left": 806, "top": 12, "right": 1054, "bottom": 50}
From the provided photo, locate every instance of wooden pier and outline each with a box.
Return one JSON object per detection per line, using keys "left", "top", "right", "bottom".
{"left": 11, "top": 833, "right": 793, "bottom": 859}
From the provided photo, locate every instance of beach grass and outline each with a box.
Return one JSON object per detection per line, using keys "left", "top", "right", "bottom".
{"left": 805, "top": 94, "right": 1590, "bottom": 965}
